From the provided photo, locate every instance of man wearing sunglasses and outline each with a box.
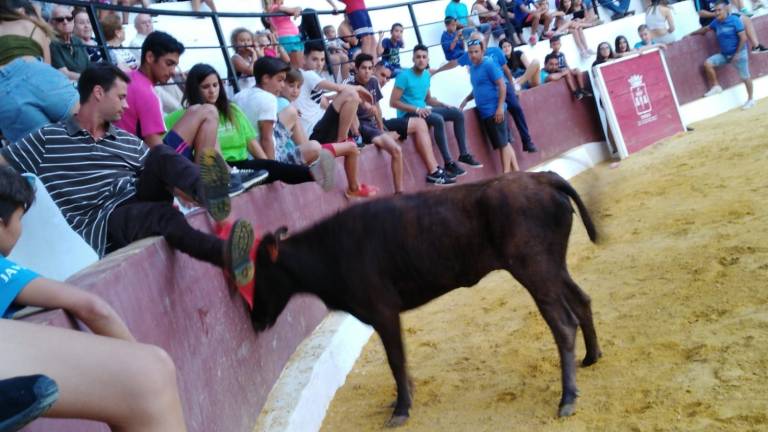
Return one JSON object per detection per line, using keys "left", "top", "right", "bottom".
{"left": 49, "top": 5, "right": 90, "bottom": 81}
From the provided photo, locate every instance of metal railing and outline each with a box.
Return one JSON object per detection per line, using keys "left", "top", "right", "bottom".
{"left": 39, "top": 0, "right": 538, "bottom": 92}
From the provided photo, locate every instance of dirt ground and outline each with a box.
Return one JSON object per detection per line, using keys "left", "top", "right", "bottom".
{"left": 321, "top": 100, "right": 768, "bottom": 431}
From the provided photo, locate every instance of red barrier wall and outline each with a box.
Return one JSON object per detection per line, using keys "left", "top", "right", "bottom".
{"left": 666, "top": 16, "right": 768, "bottom": 105}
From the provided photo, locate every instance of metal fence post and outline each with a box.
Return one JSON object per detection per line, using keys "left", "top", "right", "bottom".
{"left": 87, "top": 3, "right": 110, "bottom": 63}
{"left": 211, "top": 12, "right": 240, "bottom": 93}
{"left": 407, "top": 3, "right": 423, "bottom": 45}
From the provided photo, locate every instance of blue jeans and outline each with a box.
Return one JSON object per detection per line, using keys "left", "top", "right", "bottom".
{"left": 598, "top": 0, "right": 629, "bottom": 14}
{"left": 0, "top": 58, "right": 78, "bottom": 143}
{"left": 421, "top": 106, "right": 469, "bottom": 165}
{"left": 505, "top": 82, "right": 533, "bottom": 146}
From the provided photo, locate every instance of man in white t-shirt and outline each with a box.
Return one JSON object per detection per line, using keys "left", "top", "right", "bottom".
{"left": 296, "top": 43, "right": 373, "bottom": 144}
{"left": 129, "top": 14, "right": 153, "bottom": 57}
{"left": 232, "top": 60, "right": 286, "bottom": 160}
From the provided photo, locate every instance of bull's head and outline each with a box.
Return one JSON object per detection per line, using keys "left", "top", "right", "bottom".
{"left": 250, "top": 227, "right": 292, "bottom": 332}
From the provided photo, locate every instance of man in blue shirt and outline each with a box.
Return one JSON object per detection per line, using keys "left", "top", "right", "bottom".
{"left": 390, "top": 44, "right": 483, "bottom": 181}
{"left": 691, "top": 0, "right": 756, "bottom": 109}
{"left": 459, "top": 39, "right": 519, "bottom": 173}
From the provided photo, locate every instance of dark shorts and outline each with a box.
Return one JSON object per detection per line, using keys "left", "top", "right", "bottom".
{"left": 163, "top": 130, "right": 194, "bottom": 160}
{"left": 347, "top": 10, "right": 374, "bottom": 37}
{"left": 383, "top": 117, "right": 409, "bottom": 140}
{"left": 309, "top": 105, "right": 341, "bottom": 144}
{"left": 481, "top": 116, "right": 511, "bottom": 150}
{"left": 360, "top": 122, "right": 385, "bottom": 144}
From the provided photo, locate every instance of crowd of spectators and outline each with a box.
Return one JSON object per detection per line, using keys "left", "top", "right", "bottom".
{"left": 1, "top": 0, "right": 767, "bottom": 427}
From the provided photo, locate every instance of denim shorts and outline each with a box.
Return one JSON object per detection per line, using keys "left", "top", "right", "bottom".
{"left": 0, "top": 58, "right": 78, "bottom": 143}
{"left": 707, "top": 50, "right": 750, "bottom": 80}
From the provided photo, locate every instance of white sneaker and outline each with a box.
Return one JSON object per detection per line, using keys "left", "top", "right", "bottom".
{"left": 704, "top": 85, "right": 723, "bottom": 97}
{"left": 741, "top": 99, "right": 756, "bottom": 110}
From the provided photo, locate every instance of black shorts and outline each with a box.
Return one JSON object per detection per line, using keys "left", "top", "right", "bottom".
{"left": 482, "top": 116, "right": 511, "bottom": 150}
{"left": 359, "top": 122, "right": 385, "bottom": 144}
{"left": 309, "top": 105, "right": 341, "bottom": 144}
{"left": 383, "top": 117, "right": 410, "bottom": 140}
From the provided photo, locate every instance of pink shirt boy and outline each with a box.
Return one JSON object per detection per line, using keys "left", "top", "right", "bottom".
{"left": 115, "top": 69, "right": 165, "bottom": 139}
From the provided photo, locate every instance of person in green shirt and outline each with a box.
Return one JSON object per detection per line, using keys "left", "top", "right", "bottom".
{"left": 165, "top": 63, "right": 335, "bottom": 190}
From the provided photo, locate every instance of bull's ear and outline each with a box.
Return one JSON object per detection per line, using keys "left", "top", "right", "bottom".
{"left": 275, "top": 226, "right": 289, "bottom": 240}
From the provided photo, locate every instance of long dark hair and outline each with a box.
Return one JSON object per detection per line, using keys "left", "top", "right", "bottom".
{"left": 500, "top": 39, "right": 524, "bottom": 71}
{"left": 183, "top": 63, "right": 234, "bottom": 126}
{"left": 614, "top": 35, "right": 630, "bottom": 54}
{"left": 592, "top": 41, "right": 615, "bottom": 67}
{"left": 0, "top": 0, "right": 54, "bottom": 38}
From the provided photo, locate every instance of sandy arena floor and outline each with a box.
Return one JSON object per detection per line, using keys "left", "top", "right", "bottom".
{"left": 321, "top": 100, "right": 768, "bottom": 431}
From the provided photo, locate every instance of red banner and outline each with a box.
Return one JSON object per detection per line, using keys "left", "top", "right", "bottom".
{"left": 598, "top": 50, "right": 684, "bottom": 155}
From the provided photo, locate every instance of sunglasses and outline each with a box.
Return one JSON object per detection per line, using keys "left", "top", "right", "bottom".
{"left": 467, "top": 39, "right": 483, "bottom": 47}
{"left": 52, "top": 15, "right": 74, "bottom": 23}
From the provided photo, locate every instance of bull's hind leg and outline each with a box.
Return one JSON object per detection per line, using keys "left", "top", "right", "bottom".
{"left": 372, "top": 312, "right": 412, "bottom": 427}
{"left": 508, "top": 267, "right": 580, "bottom": 417}
{"left": 562, "top": 274, "right": 602, "bottom": 366}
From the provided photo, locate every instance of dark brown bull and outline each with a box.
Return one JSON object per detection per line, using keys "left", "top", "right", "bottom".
{"left": 250, "top": 171, "right": 602, "bottom": 427}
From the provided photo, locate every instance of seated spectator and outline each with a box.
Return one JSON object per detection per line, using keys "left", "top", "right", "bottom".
{"left": 635, "top": 24, "right": 666, "bottom": 49}
{"left": 597, "top": 0, "right": 634, "bottom": 21}
{"left": 1, "top": 63, "right": 257, "bottom": 291}
{"left": 541, "top": 52, "right": 592, "bottom": 99}
{"left": 349, "top": 53, "right": 404, "bottom": 194}
{"left": 326, "top": 0, "right": 377, "bottom": 59}
{"left": 100, "top": 13, "right": 139, "bottom": 71}
{"left": 230, "top": 27, "right": 258, "bottom": 89}
{"left": 554, "top": 0, "right": 594, "bottom": 58}
{"left": 729, "top": 0, "right": 762, "bottom": 16}
{"left": 323, "top": 24, "right": 350, "bottom": 81}
{"left": 0, "top": 3, "right": 79, "bottom": 143}
{"left": 368, "top": 63, "right": 454, "bottom": 186}
{"left": 49, "top": 5, "right": 90, "bottom": 80}
{"left": 378, "top": 22, "right": 404, "bottom": 76}
{"left": 592, "top": 40, "right": 616, "bottom": 66}
{"left": 459, "top": 39, "right": 519, "bottom": 173}
{"left": 690, "top": 0, "right": 755, "bottom": 109}
{"left": 390, "top": 44, "right": 482, "bottom": 180}
{"left": 167, "top": 62, "right": 335, "bottom": 190}
{"left": 0, "top": 166, "right": 188, "bottom": 432}
{"left": 500, "top": 0, "right": 525, "bottom": 45}
{"left": 73, "top": 7, "right": 102, "bottom": 62}
{"left": 694, "top": 0, "right": 767, "bottom": 53}
{"left": 470, "top": 0, "right": 507, "bottom": 43}
{"left": 445, "top": 0, "right": 492, "bottom": 40}
{"left": 338, "top": 16, "right": 362, "bottom": 61}
{"left": 289, "top": 43, "right": 379, "bottom": 198}
{"left": 511, "top": 0, "right": 553, "bottom": 45}
{"left": 441, "top": 16, "right": 466, "bottom": 66}
{"left": 549, "top": 35, "right": 590, "bottom": 93}
{"left": 129, "top": 13, "right": 153, "bottom": 57}
{"left": 644, "top": 0, "right": 675, "bottom": 44}
{"left": 535, "top": 0, "right": 558, "bottom": 39}
{"left": 571, "top": 0, "right": 602, "bottom": 27}
{"left": 500, "top": 38, "right": 541, "bottom": 89}
{"left": 614, "top": 34, "right": 631, "bottom": 56}
{"left": 268, "top": 0, "right": 304, "bottom": 67}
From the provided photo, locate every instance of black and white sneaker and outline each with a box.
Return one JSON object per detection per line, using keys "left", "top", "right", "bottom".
{"left": 751, "top": 44, "right": 768, "bottom": 53}
{"left": 234, "top": 167, "right": 269, "bottom": 191}
{"left": 444, "top": 161, "right": 466, "bottom": 177}
{"left": 426, "top": 168, "right": 456, "bottom": 186}
{"left": 458, "top": 153, "right": 483, "bottom": 168}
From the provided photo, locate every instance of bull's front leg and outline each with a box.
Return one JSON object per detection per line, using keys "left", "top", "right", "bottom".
{"left": 373, "top": 312, "right": 412, "bottom": 428}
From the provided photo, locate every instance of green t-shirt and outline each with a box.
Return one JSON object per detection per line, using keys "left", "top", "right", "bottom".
{"left": 164, "top": 103, "right": 256, "bottom": 162}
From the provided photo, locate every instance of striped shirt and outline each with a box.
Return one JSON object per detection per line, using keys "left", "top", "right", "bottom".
{"left": 1, "top": 116, "right": 149, "bottom": 257}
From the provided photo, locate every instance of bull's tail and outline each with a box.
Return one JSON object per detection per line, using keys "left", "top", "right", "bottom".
{"left": 548, "top": 172, "right": 598, "bottom": 243}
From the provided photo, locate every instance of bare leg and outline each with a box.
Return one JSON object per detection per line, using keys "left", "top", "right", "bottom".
{"left": 0, "top": 319, "right": 187, "bottom": 432}
{"left": 500, "top": 144, "right": 518, "bottom": 173}
{"left": 288, "top": 51, "right": 303, "bottom": 69}
{"left": 745, "top": 78, "right": 753, "bottom": 100}
{"left": 741, "top": 15, "right": 760, "bottom": 47}
{"left": 407, "top": 117, "right": 439, "bottom": 172}
{"left": 372, "top": 132, "right": 404, "bottom": 193}
{"left": 704, "top": 61, "right": 719, "bottom": 88}
{"left": 331, "top": 88, "right": 362, "bottom": 141}
{"left": 562, "top": 71, "right": 578, "bottom": 92}
{"left": 521, "top": 59, "right": 541, "bottom": 88}
{"left": 573, "top": 68, "right": 586, "bottom": 88}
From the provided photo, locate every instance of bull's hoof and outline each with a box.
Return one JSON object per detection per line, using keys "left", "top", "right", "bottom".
{"left": 581, "top": 350, "right": 603, "bottom": 367}
{"left": 558, "top": 402, "right": 576, "bottom": 417}
{"left": 385, "top": 414, "right": 409, "bottom": 428}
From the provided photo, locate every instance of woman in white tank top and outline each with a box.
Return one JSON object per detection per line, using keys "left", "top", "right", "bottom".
{"left": 645, "top": 0, "right": 676, "bottom": 44}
